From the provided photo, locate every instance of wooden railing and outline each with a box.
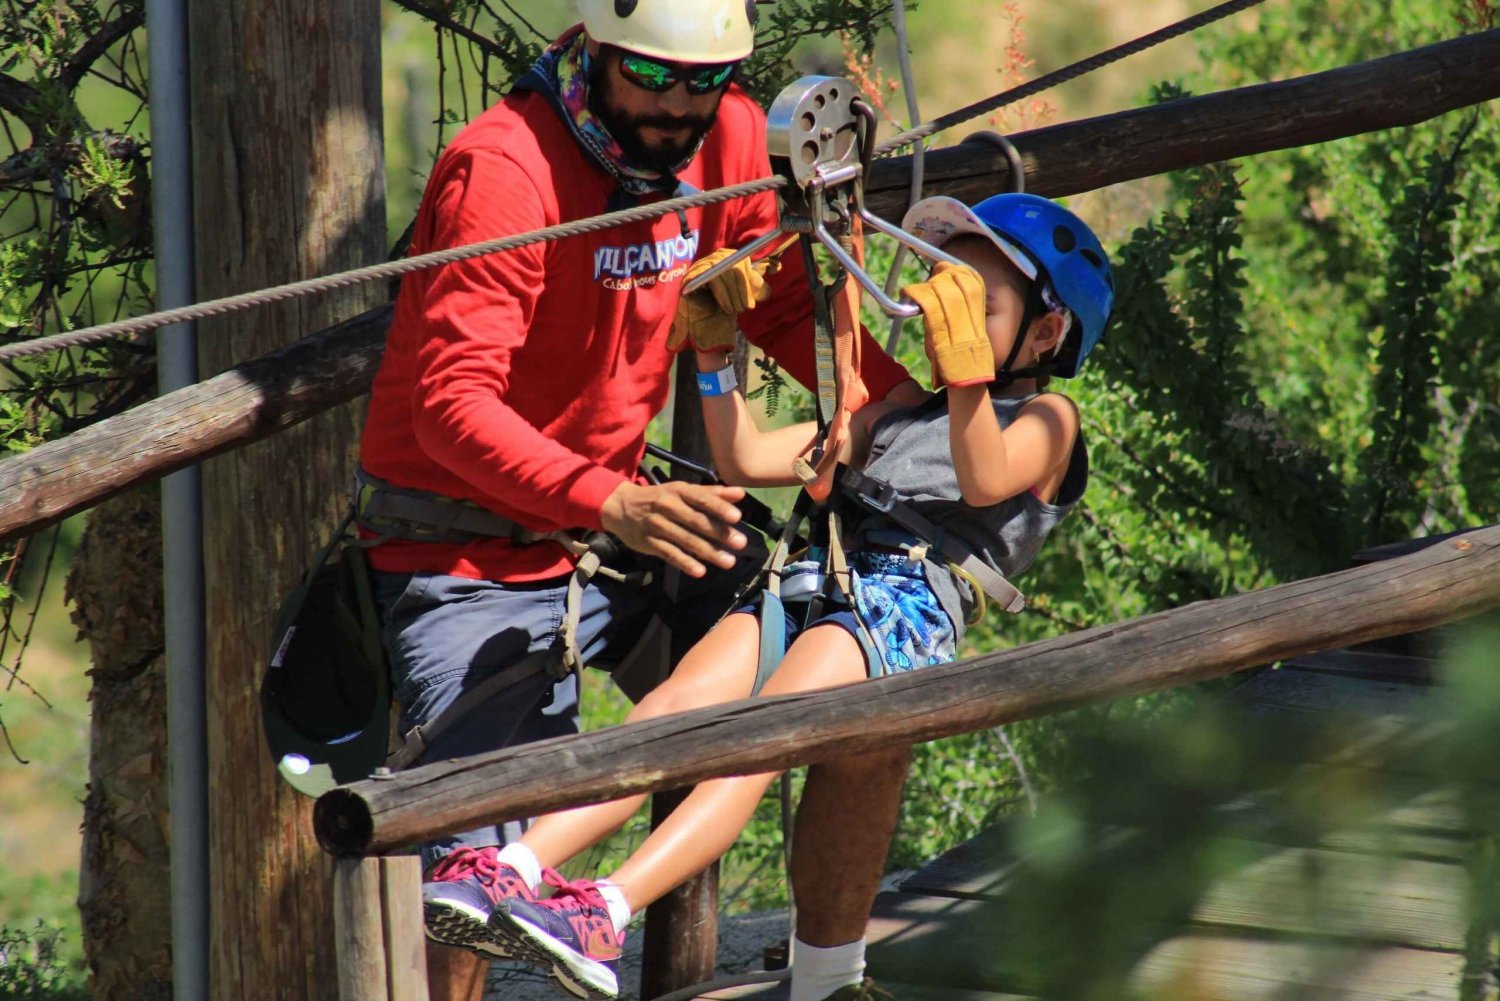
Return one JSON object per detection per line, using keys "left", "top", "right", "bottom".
{"left": 316, "top": 527, "right": 1500, "bottom": 856}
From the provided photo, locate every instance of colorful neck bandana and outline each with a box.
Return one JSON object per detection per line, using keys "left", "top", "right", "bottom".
{"left": 514, "top": 26, "right": 705, "bottom": 204}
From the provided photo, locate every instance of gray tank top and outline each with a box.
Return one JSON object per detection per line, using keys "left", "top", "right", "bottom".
{"left": 852, "top": 392, "right": 1088, "bottom": 636}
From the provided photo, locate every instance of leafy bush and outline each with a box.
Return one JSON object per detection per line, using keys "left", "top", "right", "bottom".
{"left": 0, "top": 924, "right": 88, "bottom": 1001}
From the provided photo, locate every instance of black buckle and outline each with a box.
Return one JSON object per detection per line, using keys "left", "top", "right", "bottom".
{"left": 843, "top": 469, "right": 897, "bottom": 513}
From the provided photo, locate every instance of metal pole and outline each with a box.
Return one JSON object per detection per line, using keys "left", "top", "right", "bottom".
{"left": 146, "top": 0, "right": 208, "bottom": 997}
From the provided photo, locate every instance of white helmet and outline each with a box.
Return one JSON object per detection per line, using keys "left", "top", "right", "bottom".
{"left": 577, "top": 0, "right": 757, "bottom": 64}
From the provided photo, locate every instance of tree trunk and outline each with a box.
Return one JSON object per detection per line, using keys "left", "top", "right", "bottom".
{"left": 66, "top": 486, "right": 171, "bottom": 1001}
{"left": 186, "top": 1, "right": 386, "bottom": 996}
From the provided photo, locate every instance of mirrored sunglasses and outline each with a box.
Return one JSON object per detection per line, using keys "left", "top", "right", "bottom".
{"left": 617, "top": 52, "right": 737, "bottom": 95}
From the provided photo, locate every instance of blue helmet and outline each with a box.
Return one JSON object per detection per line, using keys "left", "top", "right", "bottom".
{"left": 903, "top": 193, "right": 1115, "bottom": 378}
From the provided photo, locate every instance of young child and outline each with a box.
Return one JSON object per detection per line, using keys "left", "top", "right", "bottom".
{"left": 421, "top": 193, "right": 1114, "bottom": 1000}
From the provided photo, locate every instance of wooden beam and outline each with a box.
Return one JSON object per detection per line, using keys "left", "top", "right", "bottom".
{"left": 863, "top": 28, "right": 1500, "bottom": 212}
{"left": 0, "top": 304, "right": 389, "bottom": 544}
{"left": 1, "top": 30, "right": 1497, "bottom": 545}
{"left": 313, "top": 527, "right": 1500, "bottom": 857}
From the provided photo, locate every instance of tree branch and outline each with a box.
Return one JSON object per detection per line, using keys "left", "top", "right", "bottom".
{"left": 60, "top": 9, "right": 145, "bottom": 91}
{"left": 0, "top": 73, "right": 46, "bottom": 138}
{"left": 390, "top": 0, "right": 510, "bottom": 61}
{"left": 0, "top": 131, "right": 142, "bottom": 191}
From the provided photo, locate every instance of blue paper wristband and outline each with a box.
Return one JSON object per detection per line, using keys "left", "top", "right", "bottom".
{"left": 696, "top": 365, "right": 738, "bottom": 397}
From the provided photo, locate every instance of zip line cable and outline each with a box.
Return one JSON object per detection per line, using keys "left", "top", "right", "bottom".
{"left": 0, "top": 177, "right": 785, "bottom": 365}
{"left": 0, "top": 0, "right": 1265, "bottom": 366}
{"left": 874, "top": 0, "right": 1265, "bottom": 157}
{"left": 882, "top": 0, "right": 925, "bottom": 355}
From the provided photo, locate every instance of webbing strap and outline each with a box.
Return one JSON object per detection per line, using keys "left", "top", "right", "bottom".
{"left": 386, "top": 647, "right": 560, "bottom": 770}
{"left": 353, "top": 465, "right": 586, "bottom": 551}
{"left": 823, "top": 509, "right": 886, "bottom": 678}
{"left": 793, "top": 221, "right": 871, "bottom": 503}
{"left": 751, "top": 496, "right": 813, "bottom": 696}
{"left": 561, "top": 550, "right": 602, "bottom": 677}
{"left": 841, "top": 467, "right": 1027, "bottom": 614}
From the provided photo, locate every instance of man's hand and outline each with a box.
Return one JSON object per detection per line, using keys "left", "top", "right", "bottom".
{"left": 600, "top": 480, "right": 748, "bottom": 577}
{"left": 668, "top": 248, "right": 776, "bottom": 354}
{"left": 902, "top": 262, "right": 995, "bottom": 387}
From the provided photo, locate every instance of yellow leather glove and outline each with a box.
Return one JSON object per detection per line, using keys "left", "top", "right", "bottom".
{"left": 901, "top": 261, "right": 995, "bottom": 387}
{"left": 668, "top": 248, "right": 776, "bottom": 353}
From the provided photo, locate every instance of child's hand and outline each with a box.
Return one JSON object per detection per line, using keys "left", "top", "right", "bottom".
{"left": 668, "top": 249, "right": 777, "bottom": 354}
{"left": 902, "top": 262, "right": 994, "bottom": 387}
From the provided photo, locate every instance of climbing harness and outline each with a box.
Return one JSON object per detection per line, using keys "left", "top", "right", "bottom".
{"left": 268, "top": 444, "right": 784, "bottom": 794}
{"left": 686, "top": 76, "right": 1045, "bottom": 689}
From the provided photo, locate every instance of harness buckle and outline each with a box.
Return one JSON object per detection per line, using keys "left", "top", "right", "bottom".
{"left": 844, "top": 469, "right": 898, "bottom": 514}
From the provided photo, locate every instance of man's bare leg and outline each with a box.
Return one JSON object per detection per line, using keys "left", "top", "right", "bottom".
{"left": 791, "top": 747, "right": 910, "bottom": 946}
{"left": 426, "top": 942, "right": 487, "bottom": 1001}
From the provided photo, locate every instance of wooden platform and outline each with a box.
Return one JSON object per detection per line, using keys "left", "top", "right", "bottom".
{"left": 695, "top": 641, "right": 1490, "bottom": 999}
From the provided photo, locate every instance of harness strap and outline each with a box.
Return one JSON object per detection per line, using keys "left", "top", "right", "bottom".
{"left": 752, "top": 495, "right": 812, "bottom": 696}
{"left": 386, "top": 647, "right": 561, "bottom": 771}
{"left": 793, "top": 221, "right": 871, "bottom": 502}
{"left": 561, "top": 549, "right": 603, "bottom": 677}
{"left": 353, "top": 465, "right": 588, "bottom": 552}
{"left": 351, "top": 467, "right": 658, "bottom": 770}
{"left": 823, "top": 508, "right": 886, "bottom": 678}
{"left": 841, "top": 467, "right": 1027, "bottom": 614}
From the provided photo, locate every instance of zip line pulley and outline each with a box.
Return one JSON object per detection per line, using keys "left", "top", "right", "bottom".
{"left": 683, "top": 75, "right": 962, "bottom": 316}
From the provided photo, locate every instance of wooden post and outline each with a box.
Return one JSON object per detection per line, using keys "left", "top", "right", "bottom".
{"left": 186, "top": 0, "right": 386, "bottom": 997}
{"left": 637, "top": 356, "right": 725, "bottom": 996}
{"left": 334, "top": 858, "right": 392, "bottom": 1000}
{"left": 381, "top": 857, "right": 430, "bottom": 1001}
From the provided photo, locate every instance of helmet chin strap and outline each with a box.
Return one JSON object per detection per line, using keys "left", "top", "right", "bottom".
{"left": 993, "top": 280, "right": 1051, "bottom": 389}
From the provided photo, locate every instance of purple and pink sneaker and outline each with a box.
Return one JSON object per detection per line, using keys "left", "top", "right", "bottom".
{"left": 489, "top": 869, "right": 623, "bottom": 1000}
{"left": 421, "top": 846, "right": 537, "bottom": 959}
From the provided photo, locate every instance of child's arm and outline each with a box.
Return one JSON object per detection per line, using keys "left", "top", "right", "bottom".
{"left": 903, "top": 264, "right": 1079, "bottom": 506}
{"left": 947, "top": 386, "right": 1079, "bottom": 506}
{"left": 693, "top": 351, "right": 908, "bottom": 486}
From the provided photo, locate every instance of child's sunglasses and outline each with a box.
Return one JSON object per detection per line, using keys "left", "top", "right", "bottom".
{"left": 616, "top": 51, "right": 738, "bottom": 95}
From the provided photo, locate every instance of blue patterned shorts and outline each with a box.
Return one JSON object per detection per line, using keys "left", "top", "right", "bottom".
{"left": 847, "top": 552, "right": 958, "bottom": 675}
{"left": 742, "top": 551, "right": 958, "bottom": 677}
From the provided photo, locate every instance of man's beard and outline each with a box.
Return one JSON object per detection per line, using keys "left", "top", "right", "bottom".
{"left": 589, "top": 66, "right": 718, "bottom": 174}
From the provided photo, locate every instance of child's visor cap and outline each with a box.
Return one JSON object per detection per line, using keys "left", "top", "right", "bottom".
{"left": 901, "top": 195, "right": 1039, "bottom": 281}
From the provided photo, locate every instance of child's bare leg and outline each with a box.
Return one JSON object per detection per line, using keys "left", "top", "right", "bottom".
{"left": 606, "top": 623, "right": 868, "bottom": 912}
{"left": 518, "top": 613, "right": 762, "bottom": 868}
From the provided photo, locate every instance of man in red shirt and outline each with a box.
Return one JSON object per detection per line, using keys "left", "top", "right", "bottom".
{"left": 359, "top": 3, "right": 921, "bottom": 998}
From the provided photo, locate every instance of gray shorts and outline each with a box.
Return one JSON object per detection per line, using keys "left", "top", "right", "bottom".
{"left": 371, "top": 545, "right": 761, "bottom": 863}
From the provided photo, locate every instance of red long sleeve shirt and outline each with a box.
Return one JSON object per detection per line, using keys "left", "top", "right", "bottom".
{"left": 359, "top": 84, "right": 913, "bottom": 581}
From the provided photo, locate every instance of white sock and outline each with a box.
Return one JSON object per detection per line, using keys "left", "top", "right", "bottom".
{"left": 496, "top": 842, "right": 542, "bottom": 892}
{"left": 596, "top": 880, "right": 633, "bottom": 936}
{"left": 789, "top": 936, "right": 866, "bottom": 1001}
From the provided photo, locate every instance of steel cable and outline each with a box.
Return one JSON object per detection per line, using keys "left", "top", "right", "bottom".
{"left": 0, "top": 0, "right": 1264, "bottom": 364}
{"left": 0, "top": 176, "right": 784, "bottom": 364}
{"left": 873, "top": 0, "right": 1266, "bottom": 157}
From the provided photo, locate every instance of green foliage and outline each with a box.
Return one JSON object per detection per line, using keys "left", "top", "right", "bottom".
{"left": 0, "top": 923, "right": 89, "bottom": 1001}
{"left": 736, "top": 0, "right": 899, "bottom": 108}
{"left": 0, "top": 0, "right": 153, "bottom": 687}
